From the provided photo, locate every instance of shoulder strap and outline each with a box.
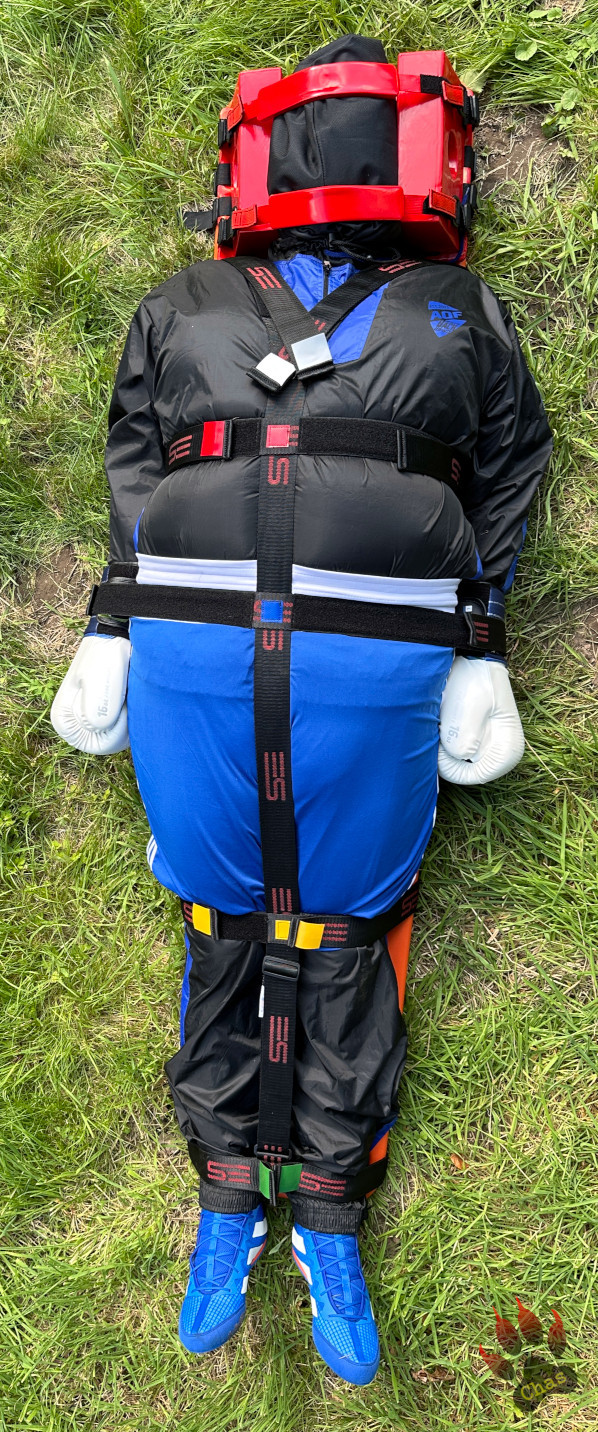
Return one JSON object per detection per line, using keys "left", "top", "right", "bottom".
{"left": 226, "top": 256, "right": 422, "bottom": 389}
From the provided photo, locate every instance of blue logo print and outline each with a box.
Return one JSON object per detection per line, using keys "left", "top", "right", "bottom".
{"left": 428, "top": 300, "right": 467, "bottom": 337}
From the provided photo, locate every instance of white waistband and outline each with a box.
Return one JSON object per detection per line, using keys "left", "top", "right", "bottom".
{"left": 135, "top": 554, "right": 459, "bottom": 613}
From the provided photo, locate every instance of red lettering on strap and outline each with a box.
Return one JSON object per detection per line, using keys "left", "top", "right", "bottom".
{"left": 264, "top": 752, "right": 286, "bottom": 801}
{"left": 247, "top": 265, "right": 282, "bottom": 290}
{"left": 268, "top": 1015, "right": 289, "bottom": 1064}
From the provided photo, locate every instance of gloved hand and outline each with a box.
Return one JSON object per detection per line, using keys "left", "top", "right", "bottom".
{"left": 438, "top": 655, "right": 525, "bottom": 785}
{"left": 51, "top": 635, "right": 131, "bottom": 755}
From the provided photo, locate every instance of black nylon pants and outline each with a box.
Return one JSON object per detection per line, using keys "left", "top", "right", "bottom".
{"left": 165, "top": 923, "right": 408, "bottom": 1233}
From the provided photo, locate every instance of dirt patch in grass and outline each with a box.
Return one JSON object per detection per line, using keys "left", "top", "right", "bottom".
{"left": 16, "top": 544, "right": 90, "bottom": 663}
{"left": 477, "top": 108, "right": 561, "bottom": 197}
{"left": 571, "top": 602, "right": 598, "bottom": 683}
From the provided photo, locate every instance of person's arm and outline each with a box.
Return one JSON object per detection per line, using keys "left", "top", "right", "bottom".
{"left": 439, "top": 304, "right": 553, "bottom": 784}
{"left": 105, "top": 299, "right": 165, "bottom": 564}
{"left": 51, "top": 299, "right": 164, "bottom": 754}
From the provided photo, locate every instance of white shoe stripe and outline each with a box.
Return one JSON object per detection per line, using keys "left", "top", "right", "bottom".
{"left": 241, "top": 1274, "right": 249, "bottom": 1294}
{"left": 311, "top": 1295, "right": 318, "bottom": 1317}
{"left": 253, "top": 1217, "right": 267, "bottom": 1237}
{"left": 294, "top": 1254, "right": 312, "bottom": 1285}
{"left": 291, "top": 1228, "right": 306, "bottom": 1254}
{"left": 247, "top": 1239, "right": 266, "bottom": 1266}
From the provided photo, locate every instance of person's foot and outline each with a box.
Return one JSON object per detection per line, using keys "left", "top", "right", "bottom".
{"left": 179, "top": 1206, "right": 267, "bottom": 1353}
{"left": 292, "top": 1225, "right": 380, "bottom": 1384}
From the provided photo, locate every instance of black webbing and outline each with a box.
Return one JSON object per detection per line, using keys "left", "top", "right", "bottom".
{"left": 188, "top": 1142, "right": 388, "bottom": 1205}
{"left": 310, "top": 259, "right": 420, "bottom": 332}
{"left": 228, "top": 256, "right": 322, "bottom": 348}
{"left": 257, "top": 952, "right": 300, "bottom": 1157}
{"left": 253, "top": 329, "right": 306, "bottom": 1165}
{"left": 180, "top": 878, "right": 420, "bottom": 951}
{"left": 89, "top": 579, "right": 507, "bottom": 657}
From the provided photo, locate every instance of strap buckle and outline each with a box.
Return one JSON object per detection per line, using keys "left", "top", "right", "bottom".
{"left": 262, "top": 952, "right": 300, "bottom": 980}
{"left": 290, "top": 332, "right": 334, "bottom": 381}
{"left": 266, "top": 918, "right": 326, "bottom": 950}
{"left": 191, "top": 903, "right": 220, "bottom": 938}
{"left": 254, "top": 1149, "right": 302, "bottom": 1202}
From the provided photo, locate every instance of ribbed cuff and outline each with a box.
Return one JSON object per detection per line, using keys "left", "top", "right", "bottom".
{"left": 288, "top": 1194, "right": 367, "bottom": 1234}
{"left": 198, "top": 1177, "right": 262, "bottom": 1215}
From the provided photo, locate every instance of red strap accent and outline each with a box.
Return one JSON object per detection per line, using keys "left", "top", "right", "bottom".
{"left": 442, "top": 80, "right": 466, "bottom": 107}
{"left": 266, "top": 424, "right": 299, "bottom": 450}
{"left": 426, "top": 188, "right": 457, "bottom": 217}
{"left": 200, "top": 420, "right": 227, "bottom": 458}
{"left": 243, "top": 62, "right": 399, "bottom": 123}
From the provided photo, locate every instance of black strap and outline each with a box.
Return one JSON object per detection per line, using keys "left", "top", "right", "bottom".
{"left": 180, "top": 878, "right": 420, "bottom": 950}
{"left": 89, "top": 577, "right": 506, "bottom": 657}
{"left": 227, "top": 257, "right": 420, "bottom": 384}
{"left": 188, "top": 1142, "right": 388, "bottom": 1205}
{"left": 163, "top": 415, "right": 472, "bottom": 498}
{"left": 252, "top": 333, "right": 306, "bottom": 1164}
{"left": 419, "top": 74, "right": 479, "bottom": 128}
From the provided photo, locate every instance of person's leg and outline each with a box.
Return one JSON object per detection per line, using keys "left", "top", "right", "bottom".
{"left": 287, "top": 933, "right": 408, "bottom": 1384}
{"left": 288, "top": 934, "right": 407, "bottom": 1229}
{"left": 166, "top": 916, "right": 265, "bottom": 1213}
{"left": 166, "top": 918, "right": 269, "bottom": 1353}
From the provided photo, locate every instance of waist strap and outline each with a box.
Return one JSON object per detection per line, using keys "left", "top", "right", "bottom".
{"left": 180, "top": 877, "right": 420, "bottom": 949}
{"left": 165, "top": 415, "right": 471, "bottom": 499}
{"left": 88, "top": 570, "right": 506, "bottom": 658}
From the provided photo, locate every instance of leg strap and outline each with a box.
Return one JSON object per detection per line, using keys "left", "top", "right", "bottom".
{"left": 188, "top": 1143, "right": 388, "bottom": 1206}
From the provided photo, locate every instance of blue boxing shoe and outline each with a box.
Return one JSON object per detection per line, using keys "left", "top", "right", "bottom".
{"left": 292, "top": 1225, "right": 380, "bottom": 1384}
{"left": 179, "top": 1206, "right": 267, "bottom": 1354}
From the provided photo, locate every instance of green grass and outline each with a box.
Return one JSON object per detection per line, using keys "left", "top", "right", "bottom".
{"left": 1, "top": 0, "right": 597, "bottom": 1428}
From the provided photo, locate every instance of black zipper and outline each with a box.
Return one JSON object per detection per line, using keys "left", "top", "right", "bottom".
{"left": 322, "top": 258, "right": 331, "bottom": 299}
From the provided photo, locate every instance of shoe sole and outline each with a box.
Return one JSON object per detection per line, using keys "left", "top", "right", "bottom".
{"left": 178, "top": 1305, "right": 245, "bottom": 1355}
{"left": 312, "top": 1323, "right": 380, "bottom": 1385}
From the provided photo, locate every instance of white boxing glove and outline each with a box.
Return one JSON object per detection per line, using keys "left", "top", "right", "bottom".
{"left": 438, "top": 655, "right": 525, "bottom": 785}
{"left": 51, "top": 635, "right": 131, "bottom": 755}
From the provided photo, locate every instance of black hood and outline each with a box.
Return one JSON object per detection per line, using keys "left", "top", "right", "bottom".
{"left": 267, "top": 34, "right": 402, "bottom": 261}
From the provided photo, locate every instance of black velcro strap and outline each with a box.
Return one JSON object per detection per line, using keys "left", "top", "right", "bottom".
{"left": 89, "top": 579, "right": 506, "bottom": 657}
{"left": 419, "top": 74, "right": 479, "bottom": 127}
{"left": 188, "top": 1144, "right": 388, "bottom": 1205}
{"left": 165, "top": 415, "right": 472, "bottom": 496}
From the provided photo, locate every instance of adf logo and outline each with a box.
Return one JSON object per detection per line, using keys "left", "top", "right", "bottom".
{"left": 479, "top": 1298, "right": 577, "bottom": 1414}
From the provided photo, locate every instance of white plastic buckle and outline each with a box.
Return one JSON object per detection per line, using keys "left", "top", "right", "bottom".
{"left": 291, "top": 332, "right": 334, "bottom": 378}
{"left": 254, "top": 352, "right": 296, "bottom": 390}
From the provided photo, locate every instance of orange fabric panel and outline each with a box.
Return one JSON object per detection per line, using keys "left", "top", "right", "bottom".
{"left": 386, "top": 912, "right": 414, "bottom": 1013}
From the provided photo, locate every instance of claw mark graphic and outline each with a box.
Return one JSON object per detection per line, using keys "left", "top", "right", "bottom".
{"left": 479, "top": 1301, "right": 577, "bottom": 1414}
{"left": 547, "top": 1309, "right": 566, "bottom": 1356}
{"left": 515, "top": 1296, "right": 543, "bottom": 1344}
{"left": 493, "top": 1306, "right": 520, "bottom": 1353}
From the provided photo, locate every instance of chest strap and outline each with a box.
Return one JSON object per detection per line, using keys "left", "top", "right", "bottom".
{"left": 165, "top": 415, "right": 471, "bottom": 499}
{"left": 88, "top": 570, "right": 506, "bottom": 659}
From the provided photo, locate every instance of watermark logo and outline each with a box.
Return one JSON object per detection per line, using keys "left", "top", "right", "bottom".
{"left": 479, "top": 1299, "right": 577, "bottom": 1414}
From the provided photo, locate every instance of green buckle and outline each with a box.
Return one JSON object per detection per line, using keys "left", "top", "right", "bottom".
{"left": 257, "top": 1160, "right": 302, "bottom": 1203}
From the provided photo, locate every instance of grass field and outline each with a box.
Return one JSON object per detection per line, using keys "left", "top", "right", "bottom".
{"left": 1, "top": 1, "right": 597, "bottom": 1428}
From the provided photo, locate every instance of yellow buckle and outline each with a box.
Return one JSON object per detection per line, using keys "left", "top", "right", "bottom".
{"left": 192, "top": 903, "right": 214, "bottom": 936}
{"left": 270, "top": 917, "right": 325, "bottom": 949}
{"left": 295, "top": 920, "right": 325, "bottom": 950}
